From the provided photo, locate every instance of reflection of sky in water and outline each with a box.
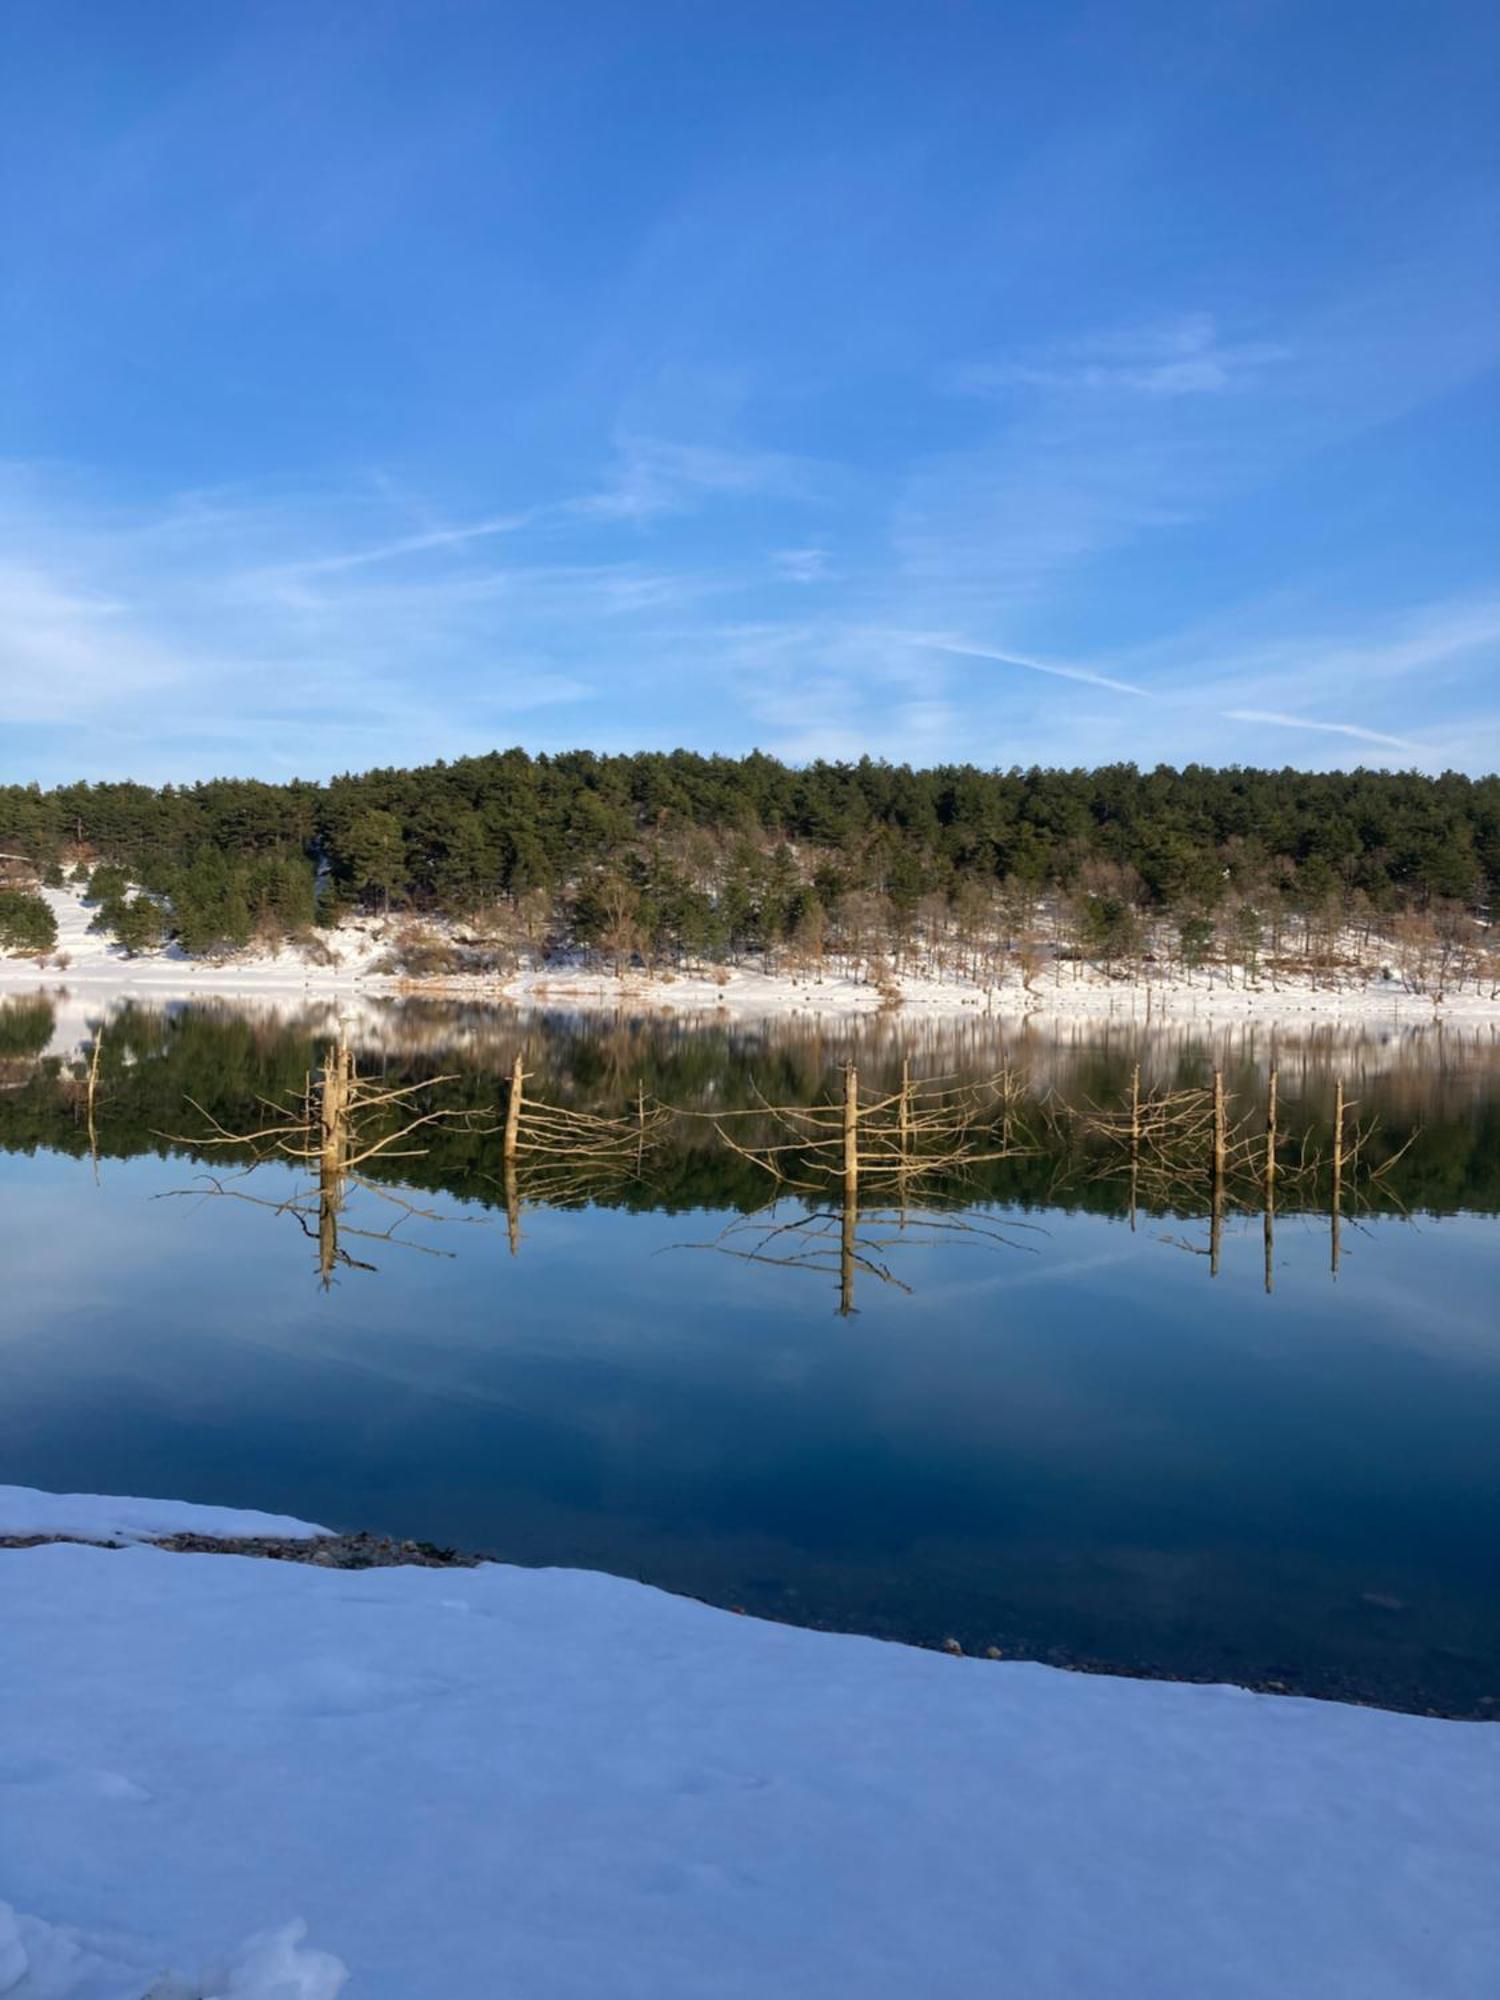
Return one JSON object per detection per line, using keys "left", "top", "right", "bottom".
{"left": 1, "top": 1008, "right": 1498, "bottom": 1717}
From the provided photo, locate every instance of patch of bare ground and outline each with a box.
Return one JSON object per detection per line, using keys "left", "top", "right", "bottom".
{"left": 0, "top": 1529, "right": 482, "bottom": 1567}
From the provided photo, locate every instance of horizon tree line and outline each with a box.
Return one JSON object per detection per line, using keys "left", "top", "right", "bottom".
{"left": 1, "top": 750, "right": 1495, "bottom": 983}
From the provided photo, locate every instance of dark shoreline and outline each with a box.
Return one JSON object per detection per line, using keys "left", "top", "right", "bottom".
{"left": 6, "top": 1527, "right": 1493, "bottom": 1723}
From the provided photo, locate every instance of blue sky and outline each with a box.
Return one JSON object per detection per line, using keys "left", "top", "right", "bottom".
{"left": 2, "top": 0, "right": 1497, "bottom": 785}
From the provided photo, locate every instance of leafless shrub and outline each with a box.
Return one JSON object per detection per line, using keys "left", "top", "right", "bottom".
{"left": 375, "top": 926, "right": 467, "bottom": 979}
{"left": 291, "top": 926, "right": 339, "bottom": 968}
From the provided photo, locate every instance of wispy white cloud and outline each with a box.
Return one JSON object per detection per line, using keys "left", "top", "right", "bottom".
{"left": 771, "top": 546, "right": 831, "bottom": 583}
{"left": 1223, "top": 710, "right": 1426, "bottom": 754}
{"left": 1134, "top": 595, "right": 1500, "bottom": 741}
{"left": 580, "top": 433, "right": 817, "bottom": 523}
{"left": 901, "top": 229, "right": 1500, "bottom": 615}
{"left": 695, "top": 618, "right": 963, "bottom": 766}
{"left": 0, "top": 561, "right": 185, "bottom": 718}
{"left": 0, "top": 472, "right": 675, "bottom": 779}
{"left": 250, "top": 433, "right": 811, "bottom": 585}
{"left": 3, "top": 356, "right": 1497, "bottom": 785}
{"left": 956, "top": 313, "right": 1291, "bottom": 401}
{"left": 0, "top": 415, "right": 846, "bottom": 781}
{"left": 911, "top": 635, "right": 1151, "bottom": 698}
{"left": 273, "top": 512, "right": 533, "bottom": 579}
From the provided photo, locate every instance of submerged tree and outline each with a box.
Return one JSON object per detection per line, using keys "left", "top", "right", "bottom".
{"left": 164, "top": 1037, "right": 489, "bottom": 1285}
{"left": 674, "top": 1059, "right": 1039, "bottom": 1313}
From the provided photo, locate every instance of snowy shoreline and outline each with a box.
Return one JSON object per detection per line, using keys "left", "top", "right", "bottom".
{"left": 2, "top": 1481, "right": 1498, "bottom": 1999}
{"left": 4, "top": 883, "right": 1498, "bottom": 1031}
{"left": 3, "top": 1499, "right": 1460, "bottom": 1717}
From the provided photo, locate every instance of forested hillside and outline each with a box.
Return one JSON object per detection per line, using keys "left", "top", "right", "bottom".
{"left": 2, "top": 751, "right": 1496, "bottom": 973}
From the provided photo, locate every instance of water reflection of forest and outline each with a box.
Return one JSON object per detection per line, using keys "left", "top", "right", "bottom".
{"left": 4, "top": 995, "right": 1497, "bottom": 1202}
{"left": 2, "top": 996, "right": 1497, "bottom": 1307}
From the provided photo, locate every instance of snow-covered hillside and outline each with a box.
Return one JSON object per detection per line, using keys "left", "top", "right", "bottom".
{"left": 4, "top": 879, "right": 1500, "bottom": 1026}
{"left": 2, "top": 1486, "right": 1496, "bottom": 1999}
{"left": 0, "top": 883, "right": 393, "bottom": 996}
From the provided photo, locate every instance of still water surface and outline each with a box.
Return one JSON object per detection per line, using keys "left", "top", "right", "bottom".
{"left": 2, "top": 997, "right": 1497, "bottom": 1715}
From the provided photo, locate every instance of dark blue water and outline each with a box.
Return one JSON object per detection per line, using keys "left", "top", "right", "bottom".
{"left": 2, "top": 999, "right": 1497, "bottom": 1715}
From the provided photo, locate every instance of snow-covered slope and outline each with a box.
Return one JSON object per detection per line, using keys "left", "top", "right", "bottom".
{"left": 4, "top": 879, "right": 1499, "bottom": 1024}
{"left": 0, "top": 1485, "right": 328, "bottom": 1545}
{"left": 0, "top": 884, "right": 391, "bottom": 996}
{"left": 1, "top": 1487, "right": 1496, "bottom": 1999}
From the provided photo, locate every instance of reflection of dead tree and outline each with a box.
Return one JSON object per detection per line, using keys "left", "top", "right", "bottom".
{"left": 1319, "top": 1078, "right": 1420, "bottom": 1277}
{"left": 1332, "top": 1076, "right": 1343, "bottom": 1276}
{"left": 162, "top": 1036, "right": 487, "bottom": 1286}
{"left": 676, "top": 1196, "right": 1040, "bottom": 1317}
{"left": 1086, "top": 1066, "right": 1416, "bottom": 1285}
{"left": 667, "top": 1059, "right": 1036, "bottom": 1313}
{"left": 492, "top": 1052, "right": 667, "bottom": 1251}
{"left": 39, "top": 1017, "right": 109, "bottom": 1178}
{"left": 85, "top": 1022, "right": 103, "bottom": 1183}
{"left": 690, "top": 1061, "right": 1032, "bottom": 1200}
{"left": 171, "top": 1170, "right": 457, "bottom": 1283}
{"left": 1086, "top": 1069, "right": 1243, "bottom": 1201}
{"left": 1264, "top": 1066, "right": 1277, "bottom": 1293}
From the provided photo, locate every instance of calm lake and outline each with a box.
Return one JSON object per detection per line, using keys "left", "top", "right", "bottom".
{"left": 2, "top": 994, "right": 1497, "bottom": 1717}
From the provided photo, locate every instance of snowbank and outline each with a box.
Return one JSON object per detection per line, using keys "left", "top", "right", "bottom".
{"left": 0, "top": 1906, "right": 344, "bottom": 2000}
{"left": 2, "top": 1487, "right": 1496, "bottom": 1998}
{"left": 0, "top": 1486, "right": 328, "bottom": 1546}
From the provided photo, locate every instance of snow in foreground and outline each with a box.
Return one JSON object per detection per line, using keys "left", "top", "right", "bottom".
{"left": 0, "top": 1486, "right": 328, "bottom": 1547}
{"left": 1, "top": 1490, "right": 1497, "bottom": 1999}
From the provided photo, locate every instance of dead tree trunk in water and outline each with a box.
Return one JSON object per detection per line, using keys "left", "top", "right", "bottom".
{"left": 843, "top": 1064, "right": 860, "bottom": 1201}
{"left": 1129, "top": 1061, "right": 1141, "bottom": 1233}
{"left": 86, "top": 1023, "right": 104, "bottom": 1182}
{"left": 318, "top": 1157, "right": 343, "bottom": 1287}
{"left": 494, "top": 1050, "right": 663, "bottom": 1224}
{"left": 1331, "top": 1075, "right": 1345, "bottom": 1277}
{"left": 840, "top": 1065, "right": 861, "bottom": 1314}
{"left": 316, "top": 1040, "right": 354, "bottom": 1286}
{"left": 319, "top": 1042, "right": 351, "bottom": 1173}
{"left": 1263, "top": 1066, "right": 1278, "bottom": 1295}
{"left": 503, "top": 1053, "right": 524, "bottom": 1163}
{"left": 839, "top": 1184, "right": 857, "bottom": 1317}
{"left": 167, "top": 1032, "right": 473, "bottom": 1285}
{"left": 504, "top": 1157, "right": 520, "bottom": 1256}
{"left": 1210, "top": 1068, "right": 1227, "bottom": 1278}
{"left": 897, "top": 1054, "right": 912, "bottom": 1227}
